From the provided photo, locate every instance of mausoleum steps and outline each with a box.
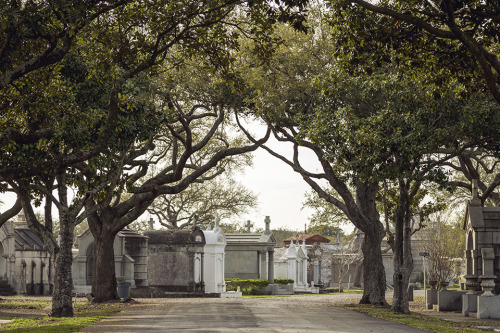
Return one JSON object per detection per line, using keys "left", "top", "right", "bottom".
{"left": 0, "top": 279, "right": 16, "bottom": 296}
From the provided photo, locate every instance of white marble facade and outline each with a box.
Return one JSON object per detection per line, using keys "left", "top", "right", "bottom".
{"left": 274, "top": 239, "right": 318, "bottom": 293}
{"left": 202, "top": 220, "right": 226, "bottom": 293}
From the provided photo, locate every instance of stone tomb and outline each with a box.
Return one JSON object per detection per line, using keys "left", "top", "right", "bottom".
{"left": 72, "top": 229, "right": 148, "bottom": 293}
{"left": 145, "top": 227, "right": 206, "bottom": 293}
{"left": 224, "top": 216, "right": 276, "bottom": 282}
{"left": 462, "top": 181, "right": 500, "bottom": 319}
{"left": 201, "top": 222, "right": 226, "bottom": 294}
{"left": 274, "top": 239, "right": 318, "bottom": 293}
{"left": 0, "top": 213, "right": 53, "bottom": 295}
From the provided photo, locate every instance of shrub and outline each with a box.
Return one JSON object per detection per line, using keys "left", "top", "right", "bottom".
{"left": 274, "top": 278, "right": 294, "bottom": 285}
{"left": 225, "top": 279, "right": 269, "bottom": 294}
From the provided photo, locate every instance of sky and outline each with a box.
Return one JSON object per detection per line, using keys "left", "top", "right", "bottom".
{"left": 0, "top": 122, "right": 352, "bottom": 234}
{"left": 237, "top": 141, "right": 316, "bottom": 232}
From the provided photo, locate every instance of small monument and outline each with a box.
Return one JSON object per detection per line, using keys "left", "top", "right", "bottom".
{"left": 145, "top": 227, "right": 206, "bottom": 293}
{"left": 463, "top": 179, "right": 500, "bottom": 318}
{"left": 202, "top": 216, "right": 226, "bottom": 294}
{"left": 225, "top": 216, "right": 276, "bottom": 283}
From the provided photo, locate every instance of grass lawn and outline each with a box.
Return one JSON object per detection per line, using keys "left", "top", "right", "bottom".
{"left": 344, "top": 303, "right": 500, "bottom": 333}
{"left": 0, "top": 298, "right": 125, "bottom": 333}
{"left": 243, "top": 289, "right": 364, "bottom": 298}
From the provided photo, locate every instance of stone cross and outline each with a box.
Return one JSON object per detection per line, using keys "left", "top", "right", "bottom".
{"left": 472, "top": 179, "right": 479, "bottom": 199}
{"left": 264, "top": 216, "right": 271, "bottom": 234}
{"left": 245, "top": 220, "right": 253, "bottom": 233}
{"left": 470, "top": 179, "right": 481, "bottom": 206}
{"left": 215, "top": 215, "right": 220, "bottom": 229}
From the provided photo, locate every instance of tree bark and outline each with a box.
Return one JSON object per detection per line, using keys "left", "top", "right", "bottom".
{"left": 355, "top": 180, "right": 387, "bottom": 306}
{"left": 391, "top": 180, "right": 414, "bottom": 314}
{"left": 359, "top": 223, "right": 387, "bottom": 305}
{"left": 91, "top": 229, "right": 119, "bottom": 302}
{"left": 51, "top": 216, "right": 75, "bottom": 317}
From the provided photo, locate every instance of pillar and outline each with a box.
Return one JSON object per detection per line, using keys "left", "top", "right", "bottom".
{"left": 268, "top": 250, "right": 274, "bottom": 284}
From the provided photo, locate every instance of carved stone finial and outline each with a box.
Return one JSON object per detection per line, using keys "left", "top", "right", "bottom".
{"left": 470, "top": 179, "right": 481, "bottom": 206}
{"left": 214, "top": 215, "right": 220, "bottom": 229}
{"left": 472, "top": 179, "right": 479, "bottom": 199}
{"left": 264, "top": 216, "right": 271, "bottom": 234}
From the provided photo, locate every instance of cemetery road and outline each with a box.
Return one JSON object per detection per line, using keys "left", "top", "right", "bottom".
{"left": 79, "top": 294, "right": 429, "bottom": 333}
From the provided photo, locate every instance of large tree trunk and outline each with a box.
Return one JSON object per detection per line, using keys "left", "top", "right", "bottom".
{"left": 92, "top": 229, "right": 119, "bottom": 302}
{"left": 391, "top": 181, "right": 414, "bottom": 314}
{"left": 355, "top": 179, "right": 387, "bottom": 306}
{"left": 51, "top": 217, "right": 75, "bottom": 317}
{"left": 359, "top": 223, "right": 387, "bottom": 305}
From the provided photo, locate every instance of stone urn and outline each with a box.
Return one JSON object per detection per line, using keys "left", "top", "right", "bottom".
{"left": 464, "top": 275, "right": 480, "bottom": 294}
{"left": 429, "top": 280, "right": 438, "bottom": 290}
{"left": 480, "top": 275, "right": 496, "bottom": 297}
{"left": 439, "top": 281, "right": 449, "bottom": 291}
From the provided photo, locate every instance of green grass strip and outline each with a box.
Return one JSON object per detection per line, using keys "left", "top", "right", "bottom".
{"left": 0, "top": 302, "right": 124, "bottom": 332}
{"left": 345, "top": 304, "right": 492, "bottom": 333}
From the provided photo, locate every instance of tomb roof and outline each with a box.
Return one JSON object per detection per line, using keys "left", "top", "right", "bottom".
{"left": 283, "top": 234, "right": 330, "bottom": 246}
{"left": 14, "top": 228, "right": 44, "bottom": 251}
{"left": 144, "top": 228, "right": 205, "bottom": 245}
{"left": 225, "top": 232, "right": 276, "bottom": 245}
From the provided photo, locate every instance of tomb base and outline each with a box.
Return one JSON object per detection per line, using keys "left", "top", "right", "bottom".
{"left": 477, "top": 295, "right": 500, "bottom": 319}
{"left": 426, "top": 288, "right": 438, "bottom": 309}
{"left": 437, "top": 290, "right": 465, "bottom": 312}
{"left": 294, "top": 284, "right": 319, "bottom": 294}
{"left": 261, "top": 283, "right": 294, "bottom": 295}
{"left": 462, "top": 293, "right": 479, "bottom": 317}
{"left": 220, "top": 291, "right": 242, "bottom": 298}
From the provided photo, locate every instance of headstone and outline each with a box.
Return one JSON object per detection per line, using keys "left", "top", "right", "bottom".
{"left": 245, "top": 220, "right": 253, "bottom": 233}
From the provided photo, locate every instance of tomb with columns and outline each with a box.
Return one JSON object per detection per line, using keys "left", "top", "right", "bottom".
{"left": 462, "top": 180, "right": 500, "bottom": 318}
{"left": 274, "top": 238, "right": 319, "bottom": 293}
{"left": 224, "top": 216, "right": 276, "bottom": 283}
{"left": 0, "top": 213, "right": 53, "bottom": 295}
{"left": 72, "top": 228, "right": 149, "bottom": 294}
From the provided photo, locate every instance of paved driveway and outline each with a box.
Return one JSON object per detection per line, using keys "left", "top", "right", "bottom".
{"left": 80, "top": 294, "right": 429, "bottom": 332}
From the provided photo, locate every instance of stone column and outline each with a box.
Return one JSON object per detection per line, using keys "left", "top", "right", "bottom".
{"left": 302, "top": 259, "right": 307, "bottom": 287}
{"left": 313, "top": 261, "right": 319, "bottom": 285}
{"left": 268, "top": 249, "right": 274, "bottom": 284}
{"left": 480, "top": 247, "right": 496, "bottom": 296}
{"left": 201, "top": 252, "right": 205, "bottom": 293}
{"left": 260, "top": 250, "right": 267, "bottom": 279}
{"left": 257, "top": 251, "right": 261, "bottom": 279}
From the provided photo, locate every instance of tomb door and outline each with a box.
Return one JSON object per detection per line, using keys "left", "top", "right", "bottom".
{"left": 466, "top": 231, "right": 474, "bottom": 275}
{"left": 0, "top": 242, "right": 5, "bottom": 279}
{"left": 86, "top": 243, "right": 95, "bottom": 285}
{"left": 194, "top": 254, "right": 202, "bottom": 283}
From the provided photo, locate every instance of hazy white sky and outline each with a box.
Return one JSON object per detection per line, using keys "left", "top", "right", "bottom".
{"left": 0, "top": 122, "right": 348, "bottom": 234}
{"left": 236, "top": 134, "right": 322, "bottom": 232}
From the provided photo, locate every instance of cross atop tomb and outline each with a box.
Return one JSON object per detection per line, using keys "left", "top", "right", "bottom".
{"left": 215, "top": 215, "right": 220, "bottom": 229}
{"left": 470, "top": 179, "right": 481, "bottom": 206}
{"left": 245, "top": 220, "right": 253, "bottom": 233}
{"left": 264, "top": 216, "right": 271, "bottom": 234}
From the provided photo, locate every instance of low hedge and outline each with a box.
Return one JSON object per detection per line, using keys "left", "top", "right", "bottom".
{"left": 225, "top": 279, "right": 269, "bottom": 294}
{"left": 274, "top": 278, "right": 294, "bottom": 285}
